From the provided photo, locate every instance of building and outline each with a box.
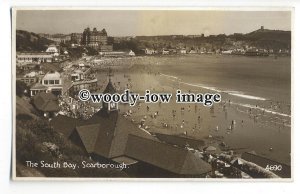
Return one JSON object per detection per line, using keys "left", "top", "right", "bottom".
{"left": 41, "top": 71, "right": 63, "bottom": 95}
{"left": 189, "top": 50, "right": 197, "bottom": 54}
{"left": 221, "top": 50, "right": 233, "bottom": 55}
{"left": 71, "top": 69, "right": 85, "bottom": 81}
{"left": 16, "top": 63, "right": 41, "bottom": 72}
{"left": 16, "top": 76, "right": 38, "bottom": 86}
{"left": 144, "top": 48, "right": 155, "bottom": 55}
{"left": 17, "top": 71, "right": 42, "bottom": 86}
{"left": 68, "top": 79, "right": 98, "bottom": 97}
{"left": 30, "top": 83, "right": 48, "bottom": 96}
{"left": 30, "top": 71, "right": 63, "bottom": 96}
{"left": 178, "top": 49, "right": 187, "bottom": 54}
{"left": 51, "top": 80, "right": 212, "bottom": 177}
{"left": 70, "top": 63, "right": 92, "bottom": 81}
{"left": 60, "top": 35, "right": 71, "bottom": 43}
{"left": 16, "top": 52, "right": 53, "bottom": 64}
{"left": 82, "top": 27, "right": 113, "bottom": 51}
{"left": 99, "top": 51, "right": 135, "bottom": 57}
{"left": 162, "top": 49, "right": 170, "bottom": 55}
{"left": 32, "top": 92, "right": 60, "bottom": 117}
{"left": 71, "top": 33, "right": 83, "bottom": 44}
{"left": 128, "top": 50, "right": 135, "bottom": 56}
{"left": 46, "top": 45, "right": 59, "bottom": 54}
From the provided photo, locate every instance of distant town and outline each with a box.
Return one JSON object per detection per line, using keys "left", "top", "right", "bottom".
{"left": 16, "top": 25, "right": 291, "bottom": 109}
{"left": 17, "top": 26, "right": 291, "bottom": 60}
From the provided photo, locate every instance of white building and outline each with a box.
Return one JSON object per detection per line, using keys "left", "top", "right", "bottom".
{"left": 128, "top": 50, "right": 135, "bottom": 56}
{"left": 189, "top": 50, "right": 197, "bottom": 54}
{"left": 17, "top": 52, "right": 53, "bottom": 64}
{"left": 178, "top": 49, "right": 187, "bottom": 54}
{"left": 46, "top": 45, "right": 59, "bottom": 54}
{"left": 162, "top": 50, "right": 170, "bottom": 55}
{"left": 144, "top": 48, "right": 155, "bottom": 55}
{"left": 71, "top": 69, "right": 84, "bottom": 81}
{"left": 222, "top": 50, "right": 233, "bottom": 55}
{"left": 30, "top": 71, "right": 63, "bottom": 96}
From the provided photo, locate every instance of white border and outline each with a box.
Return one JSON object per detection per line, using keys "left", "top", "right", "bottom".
{"left": 1, "top": 1, "right": 299, "bottom": 194}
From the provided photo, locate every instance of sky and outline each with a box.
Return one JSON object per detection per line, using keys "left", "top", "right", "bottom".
{"left": 16, "top": 10, "right": 291, "bottom": 36}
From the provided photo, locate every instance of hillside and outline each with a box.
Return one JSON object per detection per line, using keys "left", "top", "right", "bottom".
{"left": 16, "top": 30, "right": 54, "bottom": 52}
{"left": 118, "top": 28, "right": 291, "bottom": 52}
{"left": 231, "top": 29, "right": 291, "bottom": 50}
{"left": 15, "top": 96, "right": 128, "bottom": 178}
{"left": 16, "top": 95, "right": 38, "bottom": 120}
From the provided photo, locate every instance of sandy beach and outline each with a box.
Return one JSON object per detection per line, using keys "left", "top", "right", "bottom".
{"left": 87, "top": 55, "right": 291, "bottom": 165}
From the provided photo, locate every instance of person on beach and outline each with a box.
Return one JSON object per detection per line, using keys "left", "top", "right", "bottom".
{"left": 153, "top": 111, "right": 158, "bottom": 119}
{"left": 172, "top": 110, "right": 176, "bottom": 119}
{"left": 210, "top": 105, "right": 215, "bottom": 115}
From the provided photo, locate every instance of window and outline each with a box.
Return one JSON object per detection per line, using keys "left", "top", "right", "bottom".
{"left": 55, "top": 80, "right": 59, "bottom": 84}
{"left": 44, "top": 80, "right": 48, "bottom": 85}
{"left": 49, "top": 80, "right": 54, "bottom": 85}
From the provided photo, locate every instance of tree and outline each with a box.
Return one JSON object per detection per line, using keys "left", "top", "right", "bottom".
{"left": 16, "top": 80, "right": 29, "bottom": 97}
{"left": 86, "top": 47, "right": 98, "bottom": 56}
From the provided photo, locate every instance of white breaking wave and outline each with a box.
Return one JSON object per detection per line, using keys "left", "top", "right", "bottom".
{"left": 179, "top": 82, "right": 223, "bottom": 93}
{"left": 231, "top": 102, "right": 291, "bottom": 118}
{"left": 160, "top": 73, "right": 291, "bottom": 118}
{"left": 226, "top": 91, "right": 267, "bottom": 101}
{"left": 160, "top": 73, "right": 266, "bottom": 100}
{"left": 160, "top": 73, "right": 178, "bottom": 80}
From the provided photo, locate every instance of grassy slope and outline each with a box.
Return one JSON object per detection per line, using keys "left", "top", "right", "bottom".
{"left": 16, "top": 30, "right": 54, "bottom": 52}
{"left": 16, "top": 96, "right": 37, "bottom": 119}
{"left": 15, "top": 96, "right": 128, "bottom": 178}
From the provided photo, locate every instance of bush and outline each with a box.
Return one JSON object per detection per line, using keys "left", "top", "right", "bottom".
{"left": 16, "top": 114, "right": 33, "bottom": 121}
{"left": 86, "top": 47, "right": 98, "bottom": 56}
{"left": 16, "top": 80, "right": 29, "bottom": 97}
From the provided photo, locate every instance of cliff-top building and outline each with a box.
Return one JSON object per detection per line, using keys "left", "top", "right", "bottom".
{"left": 82, "top": 27, "right": 113, "bottom": 52}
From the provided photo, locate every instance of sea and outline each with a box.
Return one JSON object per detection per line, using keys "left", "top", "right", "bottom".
{"left": 155, "top": 55, "right": 291, "bottom": 164}
{"left": 157, "top": 55, "right": 291, "bottom": 117}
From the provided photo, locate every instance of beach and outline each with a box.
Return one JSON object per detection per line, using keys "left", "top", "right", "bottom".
{"left": 91, "top": 54, "right": 291, "bottom": 165}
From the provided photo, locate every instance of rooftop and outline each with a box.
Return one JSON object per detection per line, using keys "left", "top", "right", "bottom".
{"left": 50, "top": 81, "right": 211, "bottom": 176}
{"left": 33, "top": 92, "right": 59, "bottom": 112}
{"left": 30, "top": 83, "right": 48, "bottom": 90}
{"left": 43, "top": 71, "right": 61, "bottom": 80}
